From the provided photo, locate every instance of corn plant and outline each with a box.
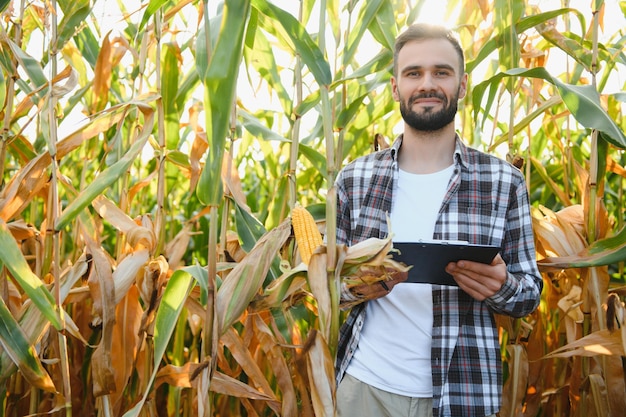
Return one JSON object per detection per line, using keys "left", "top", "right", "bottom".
{"left": 0, "top": 0, "right": 624, "bottom": 416}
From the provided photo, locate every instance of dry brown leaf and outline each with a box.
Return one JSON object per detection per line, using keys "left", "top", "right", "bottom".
{"left": 533, "top": 205, "right": 587, "bottom": 258}
{"left": 252, "top": 315, "right": 298, "bottom": 417}
{"left": 542, "top": 329, "right": 626, "bottom": 359}
{"left": 225, "top": 230, "right": 247, "bottom": 262}
{"left": 580, "top": 374, "right": 610, "bottom": 417}
{"left": 164, "top": 224, "right": 193, "bottom": 269}
{"left": 0, "top": 154, "right": 50, "bottom": 222}
{"left": 155, "top": 361, "right": 200, "bottom": 389}
{"left": 93, "top": 34, "right": 129, "bottom": 112}
{"left": 92, "top": 196, "right": 138, "bottom": 232}
{"left": 56, "top": 106, "right": 126, "bottom": 158}
{"left": 8, "top": 63, "right": 75, "bottom": 121}
{"left": 307, "top": 249, "right": 331, "bottom": 339}
{"left": 607, "top": 155, "right": 626, "bottom": 178}
{"left": 137, "top": 256, "right": 169, "bottom": 334}
{"left": 221, "top": 328, "right": 277, "bottom": 404}
{"left": 603, "top": 354, "right": 626, "bottom": 416}
{"left": 91, "top": 342, "right": 116, "bottom": 396}
{"left": 210, "top": 372, "right": 280, "bottom": 409}
{"left": 86, "top": 240, "right": 117, "bottom": 397}
{"left": 183, "top": 295, "right": 205, "bottom": 336}
{"left": 524, "top": 312, "right": 547, "bottom": 417}
{"left": 154, "top": 362, "right": 279, "bottom": 407}
{"left": 4, "top": 277, "right": 23, "bottom": 317}
{"left": 500, "top": 344, "right": 528, "bottom": 417}
{"left": 557, "top": 285, "right": 584, "bottom": 323}
{"left": 304, "top": 331, "right": 335, "bottom": 417}
{"left": 127, "top": 171, "right": 157, "bottom": 206}
{"left": 112, "top": 249, "right": 150, "bottom": 305}
{"left": 51, "top": 65, "right": 78, "bottom": 98}
{"left": 92, "top": 196, "right": 156, "bottom": 252}
{"left": 7, "top": 219, "right": 37, "bottom": 241}
{"left": 222, "top": 150, "right": 251, "bottom": 213}
{"left": 188, "top": 102, "right": 208, "bottom": 192}
{"left": 249, "top": 267, "right": 308, "bottom": 312}
{"left": 110, "top": 286, "right": 144, "bottom": 412}
{"left": 59, "top": 253, "right": 91, "bottom": 306}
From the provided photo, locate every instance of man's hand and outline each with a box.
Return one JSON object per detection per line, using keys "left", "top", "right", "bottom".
{"left": 348, "top": 270, "right": 408, "bottom": 301}
{"left": 445, "top": 254, "right": 507, "bottom": 300}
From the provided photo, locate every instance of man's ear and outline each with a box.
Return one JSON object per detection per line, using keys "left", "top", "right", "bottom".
{"left": 391, "top": 76, "right": 399, "bottom": 101}
{"left": 458, "top": 73, "right": 468, "bottom": 99}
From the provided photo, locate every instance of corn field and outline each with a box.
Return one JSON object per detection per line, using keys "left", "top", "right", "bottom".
{"left": 0, "top": 0, "right": 625, "bottom": 416}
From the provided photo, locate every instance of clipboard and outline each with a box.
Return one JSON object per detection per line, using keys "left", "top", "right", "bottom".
{"left": 392, "top": 241, "right": 500, "bottom": 286}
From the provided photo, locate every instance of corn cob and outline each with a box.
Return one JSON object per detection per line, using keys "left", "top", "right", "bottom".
{"left": 291, "top": 205, "right": 323, "bottom": 265}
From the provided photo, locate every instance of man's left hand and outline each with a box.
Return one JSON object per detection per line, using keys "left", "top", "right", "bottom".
{"left": 445, "top": 254, "right": 507, "bottom": 300}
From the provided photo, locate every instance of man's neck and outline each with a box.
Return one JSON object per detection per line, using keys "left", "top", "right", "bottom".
{"left": 397, "top": 125, "right": 456, "bottom": 174}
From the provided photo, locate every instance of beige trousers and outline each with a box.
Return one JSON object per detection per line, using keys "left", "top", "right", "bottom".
{"left": 336, "top": 373, "right": 433, "bottom": 417}
{"left": 336, "top": 373, "right": 497, "bottom": 417}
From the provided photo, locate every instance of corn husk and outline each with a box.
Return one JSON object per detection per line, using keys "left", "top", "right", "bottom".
{"left": 338, "top": 236, "right": 411, "bottom": 309}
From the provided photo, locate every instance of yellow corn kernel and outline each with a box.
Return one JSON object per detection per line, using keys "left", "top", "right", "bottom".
{"left": 292, "top": 205, "right": 323, "bottom": 265}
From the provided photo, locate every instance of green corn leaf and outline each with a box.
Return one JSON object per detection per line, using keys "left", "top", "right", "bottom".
{"left": 593, "top": 0, "right": 604, "bottom": 12}
{"left": 365, "top": 0, "right": 396, "bottom": 52}
{"left": 334, "top": 49, "right": 393, "bottom": 86}
{"left": 121, "top": 269, "right": 194, "bottom": 417}
{"left": 494, "top": 0, "right": 523, "bottom": 91}
{"left": 0, "top": 220, "right": 62, "bottom": 330}
{"left": 251, "top": 0, "right": 331, "bottom": 86}
{"left": 2, "top": 39, "right": 47, "bottom": 100}
{"left": 175, "top": 70, "right": 201, "bottom": 112}
{"left": 299, "top": 143, "right": 328, "bottom": 179}
{"left": 467, "top": 8, "right": 586, "bottom": 73}
{"left": 295, "top": 90, "right": 321, "bottom": 118}
{"left": 194, "top": 20, "right": 211, "bottom": 82}
{"left": 197, "top": 0, "right": 251, "bottom": 206}
{"left": 55, "top": 104, "right": 155, "bottom": 230}
{"left": 234, "top": 203, "right": 267, "bottom": 253}
{"left": 233, "top": 203, "right": 283, "bottom": 284}
{"left": 56, "top": 0, "right": 92, "bottom": 50}
{"left": 240, "top": 110, "right": 290, "bottom": 144}
{"left": 245, "top": 31, "right": 292, "bottom": 114}
{"left": 344, "top": 0, "right": 387, "bottom": 67}
{"left": 73, "top": 26, "right": 100, "bottom": 69}
{"left": 0, "top": 254, "right": 87, "bottom": 382}
{"left": 138, "top": 0, "right": 170, "bottom": 32}
{"left": 217, "top": 218, "right": 291, "bottom": 334}
{"left": 472, "top": 67, "right": 626, "bottom": 148}
{"left": 162, "top": 43, "right": 181, "bottom": 150}
{"left": 0, "top": 297, "right": 56, "bottom": 392}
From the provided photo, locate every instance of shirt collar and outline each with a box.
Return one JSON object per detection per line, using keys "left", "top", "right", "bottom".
{"left": 391, "top": 133, "right": 469, "bottom": 169}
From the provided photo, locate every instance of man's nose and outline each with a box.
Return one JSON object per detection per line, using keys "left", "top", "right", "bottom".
{"left": 419, "top": 72, "right": 437, "bottom": 91}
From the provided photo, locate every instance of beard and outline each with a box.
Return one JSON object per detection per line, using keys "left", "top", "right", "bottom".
{"left": 399, "top": 90, "right": 460, "bottom": 132}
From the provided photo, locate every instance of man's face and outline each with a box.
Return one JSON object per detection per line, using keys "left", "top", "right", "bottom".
{"left": 391, "top": 39, "right": 467, "bottom": 132}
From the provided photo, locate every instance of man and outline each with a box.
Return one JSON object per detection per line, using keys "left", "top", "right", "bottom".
{"left": 334, "top": 23, "right": 543, "bottom": 417}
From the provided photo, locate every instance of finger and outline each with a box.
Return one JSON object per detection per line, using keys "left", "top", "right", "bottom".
{"left": 453, "top": 272, "right": 490, "bottom": 300}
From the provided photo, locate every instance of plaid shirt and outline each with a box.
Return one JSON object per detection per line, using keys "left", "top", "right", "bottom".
{"left": 334, "top": 135, "right": 542, "bottom": 417}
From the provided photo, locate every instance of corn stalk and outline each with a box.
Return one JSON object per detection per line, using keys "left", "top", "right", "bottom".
{"left": 45, "top": 1, "right": 72, "bottom": 415}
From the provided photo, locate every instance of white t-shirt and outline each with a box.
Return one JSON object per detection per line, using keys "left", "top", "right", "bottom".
{"left": 346, "top": 164, "right": 454, "bottom": 397}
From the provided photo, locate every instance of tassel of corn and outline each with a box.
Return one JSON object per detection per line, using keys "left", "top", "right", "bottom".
{"left": 292, "top": 205, "right": 323, "bottom": 265}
